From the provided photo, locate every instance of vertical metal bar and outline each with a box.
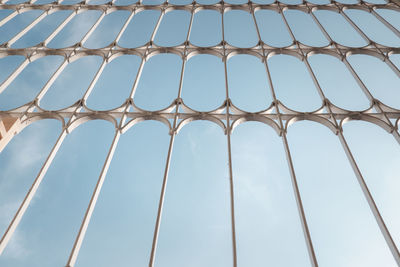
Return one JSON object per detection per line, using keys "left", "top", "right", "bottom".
{"left": 148, "top": 133, "right": 175, "bottom": 267}
{"left": 221, "top": 7, "right": 238, "bottom": 267}
{"left": 282, "top": 133, "right": 319, "bottom": 267}
{"left": 226, "top": 132, "right": 237, "bottom": 267}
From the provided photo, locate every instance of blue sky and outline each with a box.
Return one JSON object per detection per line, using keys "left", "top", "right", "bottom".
{"left": 0, "top": 2, "right": 400, "bottom": 267}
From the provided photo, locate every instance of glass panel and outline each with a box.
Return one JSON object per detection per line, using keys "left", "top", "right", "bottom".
{"left": 268, "top": 55, "right": 322, "bottom": 111}
{"left": 86, "top": 55, "right": 141, "bottom": 110}
{"left": 190, "top": 10, "right": 221, "bottom": 47}
{"left": 169, "top": 0, "right": 192, "bottom": 5}
{"left": 232, "top": 122, "right": 310, "bottom": 267}
{"left": 114, "top": 0, "right": 138, "bottom": 5}
{"left": 364, "top": 0, "right": 387, "bottom": 3}
{"left": 196, "top": 0, "right": 218, "bottom": 4}
{"left": 251, "top": 0, "right": 274, "bottom": 4}
{"left": 279, "top": 0, "right": 302, "bottom": 5}
{"left": 182, "top": 54, "right": 225, "bottom": 111}
{"left": 306, "top": 0, "right": 329, "bottom": 4}
{"left": 224, "top": 10, "right": 258, "bottom": 48}
{"left": 87, "top": 0, "right": 109, "bottom": 4}
{"left": 118, "top": 10, "right": 160, "bottom": 48}
{"left": 225, "top": 0, "right": 247, "bottom": 4}
{"left": 60, "top": 0, "right": 81, "bottom": 4}
{"left": 4, "top": 0, "right": 27, "bottom": 5}
{"left": 227, "top": 54, "right": 272, "bottom": 112}
{"left": 142, "top": 0, "right": 163, "bottom": 5}
{"left": 156, "top": 121, "right": 232, "bottom": 267}
{"left": 335, "top": 0, "right": 358, "bottom": 3}
{"left": 34, "top": 0, "right": 55, "bottom": 4}
{"left": 134, "top": 54, "right": 181, "bottom": 111}
{"left": 254, "top": 10, "right": 292, "bottom": 48}
{"left": 154, "top": 10, "right": 191, "bottom": 47}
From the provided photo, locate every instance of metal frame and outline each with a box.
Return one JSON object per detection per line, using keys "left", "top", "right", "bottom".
{"left": 0, "top": 0, "right": 400, "bottom": 266}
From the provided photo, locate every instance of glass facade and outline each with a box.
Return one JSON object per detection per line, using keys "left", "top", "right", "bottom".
{"left": 0, "top": 0, "right": 400, "bottom": 266}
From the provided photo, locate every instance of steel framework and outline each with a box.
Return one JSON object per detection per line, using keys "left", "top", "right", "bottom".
{"left": 0, "top": 0, "right": 400, "bottom": 266}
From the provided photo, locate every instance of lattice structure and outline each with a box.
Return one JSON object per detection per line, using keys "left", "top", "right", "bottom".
{"left": 0, "top": 0, "right": 400, "bottom": 266}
